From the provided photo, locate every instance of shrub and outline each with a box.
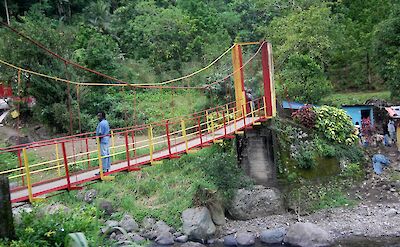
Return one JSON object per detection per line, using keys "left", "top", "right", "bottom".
{"left": 14, "top": 205, "right": 104, "bottom": 247}
{"left": 315, "top": 106, "right": 358, "bottom": 145}
{"left": 292, "top": 105, "right": 316, "bottom": 128}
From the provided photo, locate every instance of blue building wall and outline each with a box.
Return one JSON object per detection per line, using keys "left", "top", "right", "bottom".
{"left": 342, "top": 106, "right": 374, "bottom": 126}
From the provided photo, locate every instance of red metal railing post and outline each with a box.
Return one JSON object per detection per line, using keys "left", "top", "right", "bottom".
{"left": 61, "top": 142, "right": 72, "bottom": 191}
{"left": 124, "top": 131, "right": 130, "bottom": 169}
{"left": 198, "top": 117, "right": 203, "bottom": 146}
{"left": 85, "top": 136, "right": 90, "bottom": 168}
{"left": 166, "top": 120, "right": 172, "bottom": 157}
{"left": 17, "top": 149, "right": 24, "bottom": 186}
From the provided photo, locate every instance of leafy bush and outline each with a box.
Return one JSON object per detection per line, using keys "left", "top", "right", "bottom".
{"left": 13, "top": 205, "right": 104, "bottom": 247}
{"left": 292, "top": 105, "right": 316, "bottom": 128}
{"left": 315, "top": 106, "right": 358, "bottom": 145}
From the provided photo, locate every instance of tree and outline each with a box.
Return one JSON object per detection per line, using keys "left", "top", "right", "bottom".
{"left": 280, "top": 54, "right": 332, "bottom": 104}
{"left": 373, "top": 5, "right": 400, "bottom": 100}
{"left": 262, "top": 5, "right": 336, "bottom": 103}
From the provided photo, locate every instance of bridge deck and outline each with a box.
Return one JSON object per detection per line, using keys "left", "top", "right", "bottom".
{"left": 11, "top": 116, "right": 264, "bottom": 203}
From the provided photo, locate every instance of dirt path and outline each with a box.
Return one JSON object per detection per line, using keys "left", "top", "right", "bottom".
{"left": 0, "top": 125, "right": 18, "bottom": 143}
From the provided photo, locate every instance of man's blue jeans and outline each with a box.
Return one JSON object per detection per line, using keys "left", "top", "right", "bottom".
{"left": 100, "top": 142, "right": 111, "bottom": 171}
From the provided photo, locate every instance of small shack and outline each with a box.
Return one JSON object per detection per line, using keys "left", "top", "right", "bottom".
{"left": 342, "top": 104, "right": 375, "bottom": 126}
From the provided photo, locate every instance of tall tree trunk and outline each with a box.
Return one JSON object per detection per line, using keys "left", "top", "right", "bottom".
{"left": 367, "top": 53, "right": 372, "bottom": 86}
{"left": 4, "top": 0, "right": 10, "bottom": 25}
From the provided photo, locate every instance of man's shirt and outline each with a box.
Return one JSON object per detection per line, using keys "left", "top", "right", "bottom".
{"left": 96, "top": 119, "right": 110, "bottom": 144}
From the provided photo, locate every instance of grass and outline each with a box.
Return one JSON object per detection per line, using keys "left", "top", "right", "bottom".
{"left": 287, "top": 178, "right": 357, "bottom": 214}
{"left": 320, "top": 91, "right": 390, "bottom": 106}
{"left": 47, "top": 141, "right": 250, "bottom": 229}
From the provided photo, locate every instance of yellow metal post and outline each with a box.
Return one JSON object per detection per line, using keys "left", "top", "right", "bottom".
{"left": 55, "top": 144, "right": 61, "bottom": 176}
{"left": 148, "top": 125, "right": 154, "bottom": 162}
{"left": 263, "top": 96, "right": 268, "bottom": 118}
{"left": 96, "top": 137, "right": 114, "bottom": 181}
{"left": 225, "top": 104, "right": 230, "bottom": 124}
{"left": 22, "top": 148, "right": 34, "bottom": 203}
{"left": 234, "top": 108, "right": 244, "bottom": 135}
{"left": 232, "top": 44, "right": 246, "bottom": 117}
{"left": 181, "top": 119, "right": 189, "bottom": 153}
{"left": 111, "top": 130, "right": 116, "bottom": 158}
{"left": 206, "top": 110, "right": 210, "bottom": 132}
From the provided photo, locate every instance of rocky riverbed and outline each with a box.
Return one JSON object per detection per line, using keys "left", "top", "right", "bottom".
{"left": 219, "top": 202, "right": 400, "bottom": 240}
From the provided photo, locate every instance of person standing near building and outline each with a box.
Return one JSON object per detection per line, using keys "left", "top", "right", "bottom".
{"left": 388, "top": 120, "right": 396, "bottom": 144}
{"left": 96, "top": 111, "right": 111, "bottom": 175}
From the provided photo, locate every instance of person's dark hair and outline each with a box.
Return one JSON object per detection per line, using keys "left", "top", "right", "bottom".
{"left": 355, "top": 122, "right": 359, "bottom": 125}
{"left": 98, "top": 111, "right": 106, "bottom": 119}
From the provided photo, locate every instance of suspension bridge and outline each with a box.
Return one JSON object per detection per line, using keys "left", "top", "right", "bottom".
{"left": 0, "top": 28, "right": 276, "bottom": 203}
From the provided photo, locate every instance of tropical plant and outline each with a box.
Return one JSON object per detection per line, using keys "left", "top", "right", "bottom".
{"left": 315, "top": 106, "right": 357, "bottom": 145}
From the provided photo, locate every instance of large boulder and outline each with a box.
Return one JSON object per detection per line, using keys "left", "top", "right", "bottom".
{"left": 182, "top": 207, "right": 216, "bottom": 240}
{"left": 119, "top": 214, "right": 139, "bottom": 232}
{"left": 228, "top": 185, "right": 283, "bottom": 220}
{"left": 283, "top": 222, "right": 333, "bottom": 247}
{"left": 207, "top": 200, "right": 226, "bottom": 226}
{"left": 260, "top": 228, "right": 286, "bottom": 244}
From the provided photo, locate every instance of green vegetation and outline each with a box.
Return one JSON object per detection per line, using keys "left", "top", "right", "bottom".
{"left": 1, "top": 142, "right": 249, "bottom": 246}
{"left": 315, "top": 106, "right": 358, "bottom": 145}
{"left": 320, "top": 91, "right": 391, "bottom": 106}
{"left": 288, "top": 180, "right": 356, "bottom": 214}
{"left": 0, "top": 0, "right": 398, "bottom": 134}
{"left": 0, "top": 205, "right": 106, "bottom": 247}
{"left": 51, "top": 142, "right": 249, "bottom": 228}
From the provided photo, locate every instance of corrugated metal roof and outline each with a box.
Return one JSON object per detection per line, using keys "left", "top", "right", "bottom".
{"left": 385, "top": 106, "right": 400, "bottom": 118}
{"left": 281, "top": 101, "right": 307, "bottom": 110}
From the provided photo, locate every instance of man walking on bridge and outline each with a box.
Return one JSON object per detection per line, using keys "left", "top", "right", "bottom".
{"left": 96, "top": 111, "right": 111, "bottom": 174}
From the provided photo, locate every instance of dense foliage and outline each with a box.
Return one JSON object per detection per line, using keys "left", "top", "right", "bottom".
{"left": 0, "top": 0, "right": 397, "bottom": 133}
{"left": 315, "top": 106, "right": 358, "bottom": 145}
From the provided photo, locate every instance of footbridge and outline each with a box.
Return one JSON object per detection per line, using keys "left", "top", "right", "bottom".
{"left": 0, "top": 42, "right": 276, "bottom": 203}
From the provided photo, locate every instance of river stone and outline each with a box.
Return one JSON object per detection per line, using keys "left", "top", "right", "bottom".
{"left": 176, "top": 235, "right": 189, "bottom": 243}
{"left": 385, "top": 208, "right": 397, "bottom": 217}
{"left": 155, "top": 220, "right": 172, "bottom": 233}
{"left": 39, "top": 203, "right": 70, "bottom": 216}
{"left": 142, "top": 217, "right": 156, "bottom": 230}
{"left": 181, "top": 242, "right": 207, "bottom": 247}
{"left": 129, "top": 233, "right": 145, "bottom": 243}
{"left": 119, "top": 214, "right": 139, "bottom": 232}
{"left": 83, "top": 189, "right": 97, "bottom": 203}
{"left": 140, "top": 229, "right": 157, "bottom": 240}
{"left": 260, "top": 228, "right": 286, "bottom": 244}
{"left": 182, "top": 207, "right": 216, "bottom": 240}
{"left": 236, "top": 232, "right": 255, "bottom": 246}
{"left": 105, "top": 220, "right": 119, "bottom": 228}
{"left": 98, "top": 200, "right": 114, "bottom": 215}
{"left": 155, "top": 231, "right": 174, "bottom": 245}
{"left": 223, "top": 234, "right": 237, "bottom": 246}
{"left": 208, "top": 200, "right": 226, "bottom": 225}
{"left": 284, "top": 222, "right": 333, "bottom": 247}
{"left": 228, "top": 186, "right": 283, "bottom": 220}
